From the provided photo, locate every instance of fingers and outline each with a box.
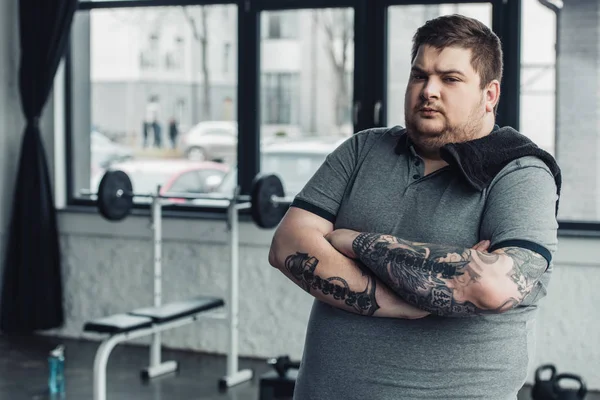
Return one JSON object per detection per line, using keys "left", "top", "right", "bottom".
{"left": 472, "top": 240, "right": 491, "bottom": 252}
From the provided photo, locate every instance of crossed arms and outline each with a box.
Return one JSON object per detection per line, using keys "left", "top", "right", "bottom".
{"left": 268, "top": 207, "right": 549, "bottom": 319}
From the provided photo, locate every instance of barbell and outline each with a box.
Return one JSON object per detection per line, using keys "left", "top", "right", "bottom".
{"left": 82, "top": 169, "right": 293, "bottom": 229}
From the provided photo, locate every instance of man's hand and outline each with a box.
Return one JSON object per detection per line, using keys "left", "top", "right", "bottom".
{"left": 471, "top": 239, "right": 491, "bottom": 252}
{"left": 324, "top": 229, "right": 361, "bottom": 258}
{"left": 325, "top": 229, "right": 491, "bottom": 258}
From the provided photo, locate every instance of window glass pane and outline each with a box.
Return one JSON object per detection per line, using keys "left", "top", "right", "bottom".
{"left": 256, "top": 8, "right": 355, "bottom": 198}
{"left": 387, "top": 4, "right": 492, "bottom": 129}
{"left": 548, "top": 1, "right": 599, "bottom": 222}
{"left": 520, "top": 1, "right": 556, "bottom": 156}
{"left": 262, "top": 12, "right": 299, "bottom": 39}
{"left": 72, "top": 5, "right": 238, "bottom": 203}
{"left": 269, "top": 14, "right": 283, "bottom": 39}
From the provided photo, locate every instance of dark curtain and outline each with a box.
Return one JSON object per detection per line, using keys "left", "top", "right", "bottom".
{"left": 0, "top": 0, "right": 77, "bottom": 333}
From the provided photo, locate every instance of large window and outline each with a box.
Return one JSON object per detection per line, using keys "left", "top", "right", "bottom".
{"left": 66, "top": 1, "right": 537, "bottom": 223}
{"left": 70, "top": 4, "right": 238, "bottom": 206}
{"left": 257, "top": 8, "right": 355, "bottom": 198}
{"left": 545, "top": 0, "right": 600, "bottom": 224}
{"left": 519, "top": 0, "right": 556, "bottom": 156}
{"left": 517, "top": 1, "right": 600, "bottom": 225}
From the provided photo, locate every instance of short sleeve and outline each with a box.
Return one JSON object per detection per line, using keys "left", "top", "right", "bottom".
{"left": 480, "top": 156, "right": 559, "bottom": 265}
{"left": 290, "top": 133, "right": 362, "bottom": 223}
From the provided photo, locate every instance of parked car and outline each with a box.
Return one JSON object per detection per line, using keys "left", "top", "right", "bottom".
{"left": 92, "top": 159, "right": 230, "bottom": 203}
{"left": 180, "top": 121, "right": 237, "bottom": 163}
{"left": 91, "top": 130, "right": 133, "bottom": 170}
{"left": 198, "top": 137, "right": 345, "bottom": 208}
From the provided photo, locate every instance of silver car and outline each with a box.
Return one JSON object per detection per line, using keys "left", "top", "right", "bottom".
{"left": 180, "top": 121, "right": 237, "bottom": 163}
{"left": 91, "top": 130, "right": 133, "bottom": 169}
{"left": 211, "top": 137, "right": 345, "bottom": 200}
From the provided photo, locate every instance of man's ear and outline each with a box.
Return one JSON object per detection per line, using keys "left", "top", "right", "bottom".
{"left": 485, "top": 80, "right": 501, "bottom": 113}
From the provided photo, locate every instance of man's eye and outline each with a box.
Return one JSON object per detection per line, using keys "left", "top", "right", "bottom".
{"left": 444, "top": 77, "right": 460, "bottom": 83}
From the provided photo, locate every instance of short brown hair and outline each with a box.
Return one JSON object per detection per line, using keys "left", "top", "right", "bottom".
{"left": 411, "top": 14, "right": 503, "bottom": 89}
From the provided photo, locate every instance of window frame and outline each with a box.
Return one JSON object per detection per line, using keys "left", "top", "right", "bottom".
{"left": 65, "top": 0, "right": 597, "bottom": 237}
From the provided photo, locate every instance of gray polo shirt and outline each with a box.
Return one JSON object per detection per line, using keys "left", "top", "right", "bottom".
{"left": 290, "top": 126, "right": 559, "bottom": 400}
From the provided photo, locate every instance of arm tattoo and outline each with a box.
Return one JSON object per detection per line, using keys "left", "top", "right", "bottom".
{"left": 502, "top": 247, "right": 548, "bottom": 300}
{"left": 352, "top": 234, "right": 548, "bottom": 316}
{"left": 284, "top": 252, "right": 380, "bottom": 316}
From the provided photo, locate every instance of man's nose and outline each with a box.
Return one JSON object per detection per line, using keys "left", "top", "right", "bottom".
{"left": 421, "top": 78, "right": 441, "bottom": 100}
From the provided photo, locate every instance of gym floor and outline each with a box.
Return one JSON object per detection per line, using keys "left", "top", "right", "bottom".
{"left": 0, "top": 334, "right": 597, "bottom": 400}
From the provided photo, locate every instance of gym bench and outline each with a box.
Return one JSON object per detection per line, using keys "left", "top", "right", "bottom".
{"left": 80, "top": 172, "right": 288, "bottom": 400}
{"left": 84, "top": 296, "right": 226, "bottom": 400}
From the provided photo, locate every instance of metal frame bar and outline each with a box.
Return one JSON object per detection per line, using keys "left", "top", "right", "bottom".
{"left": 78, "top": 0, "right": 236, "bottom": 10}
{"left": 237, "top": 1, "right": 260, "bottom": 196}
{"left": 221, "top": 196, "right": 254, "bottom": 387}
{"left": 492, "top": 0, "right": 521, "bottom": 130}
{"left": 148, "top": 195, "right": 164, "bottom": 375}
{"left": 81, "top": 188, "right": 291, "bottom": 203}
{"left": 251, "top": 0, "right": 364, "bottom": 11}
{"left": 378, "top": 0, "right": 490, "bottom": 4}
{"left": 89, "top": 185, "right": 252, "bottom": 400}
{"left": 92, "top": 312, "right": 225, "bottom": 400}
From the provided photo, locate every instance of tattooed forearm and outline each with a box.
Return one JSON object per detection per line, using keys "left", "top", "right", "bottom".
{"left": 284, "top": 252, "right": 380, "bottom": 316}
{"left": 351, "top": 234, "right": 547, "bottom": 317}
{"left": 502, "top": 247, "right": 548, "bottom": 302}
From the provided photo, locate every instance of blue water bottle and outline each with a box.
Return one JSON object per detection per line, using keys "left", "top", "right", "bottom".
{"left": 48, "top": 345, "right": 65, "bottom": 396}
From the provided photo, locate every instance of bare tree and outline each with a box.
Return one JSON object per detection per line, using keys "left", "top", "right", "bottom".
{"left": 109, "top": 8, "right": 168, "bottom": 68}
{"left": 314, "top": 10, "right": 354, "bottom": 134}
{"left": 183, "top": 6, "right": 212, "bottom": 122}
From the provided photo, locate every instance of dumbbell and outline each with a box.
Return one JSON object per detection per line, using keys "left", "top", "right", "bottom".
{"left": 532, "top": 364, "right": 587, "bottom": 400}
{"left": 267, "top": 355, "right": 301, "bottom": 378}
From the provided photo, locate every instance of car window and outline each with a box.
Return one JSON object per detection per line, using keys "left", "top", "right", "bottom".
{"left": 169, "top": 170, "right": 226, "bottom": 193}
{"left": 206, "top": 128, "right": 235, "bottom": 136}
{"left": 217, "top": 170, "right": 237, "bottom": 196}
{"left": 195, "top": 169, "right": 226, "bottom": 192}
{"left": 127, "top": 171, "right": 173, "bottom": 194}
{"left": 168, "top": 171, "right": 202, "bottom": 193}
{"left": 216, "top": 152, "right": 328, "bottom": 197}
{"left": 92, "top": 131, "right": 113, "bottom": 146}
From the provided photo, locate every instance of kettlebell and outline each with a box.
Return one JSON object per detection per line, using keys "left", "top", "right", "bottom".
{"left": 532, "top": 364, "right": 557, "bottom": 399}
{"left": 267, "top": 355, "right": 301, "bottom": 378}
{"left": 552, "top": 373, "right": 587, "bottom": 400}
{"left": 531, "top": 364, "right": 587, "bottom": 400}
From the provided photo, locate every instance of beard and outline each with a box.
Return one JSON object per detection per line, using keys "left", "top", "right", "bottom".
{"left": 404, "top": 97, "right": 486, "bottom": 157}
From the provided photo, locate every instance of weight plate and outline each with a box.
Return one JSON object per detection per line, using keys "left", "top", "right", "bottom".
{"left": 97, "top": 170, "right": 134, "bottom": 221}
{"left": 251, "top": 174, "right": 285, "bottom": 229}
